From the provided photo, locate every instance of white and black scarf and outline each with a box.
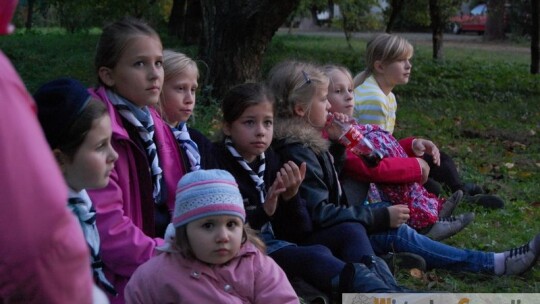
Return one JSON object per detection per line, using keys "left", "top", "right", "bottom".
{"left": 108, "top": 91, "right": 163, "bottom": 203}
{"left": 68, "top": 190, "right": 117, "bottom": 295}
{"left": 224, "top": 137, "right": 266, "bottom": 203}
{"left": 172, "top": 122, "right": 201, "bottom": 171}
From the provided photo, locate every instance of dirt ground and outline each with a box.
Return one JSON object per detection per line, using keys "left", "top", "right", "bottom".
{"left": 278, "top": 27, "right": 530, "bottom": 54}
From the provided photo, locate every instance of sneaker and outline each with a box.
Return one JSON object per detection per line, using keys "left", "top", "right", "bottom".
{"left": 464, "top": 194, "right": 505, "bottom": 209}
{"left": 462, "top": 183, "right": 485, "bottom": 196}
{"left": 502, "top": 233, "right": 540, "bottom": 275}
{"left": 425, "top": 212, "right": 475, "bottom": 241}
{"left": 438, "top": 190, "right": 463, "bottom": 218}
{"left": 380, "top": 252, "right": 427, "bottom": 273}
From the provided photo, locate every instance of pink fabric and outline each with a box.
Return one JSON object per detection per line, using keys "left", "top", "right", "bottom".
{"left": 87, "top": 86, "right": 186, "bottom": 303}
{"left": 0, "top": 0, "right": 17, "bottom": 35}
{"left": 125, "top": 242, "right": 299, "bottom": 304}
{"left": 353, "top": 124, "right": 444, "bottom": 229}
{"left": 0, "top": 51, "right": 93, "bottom": 303}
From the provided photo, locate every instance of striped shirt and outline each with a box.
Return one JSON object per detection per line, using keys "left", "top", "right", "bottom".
{"left": 353, "top": 75, "right": 397, "bottom": 134}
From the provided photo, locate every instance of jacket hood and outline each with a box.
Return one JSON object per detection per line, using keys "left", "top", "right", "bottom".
{"left": 273, "top": 117, "right": 329, "bottom": 155}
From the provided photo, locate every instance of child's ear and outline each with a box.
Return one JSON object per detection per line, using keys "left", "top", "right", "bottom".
{"left": 98, "top": 67, "right": 115, "bottom": 87}
{"left": 294, "top": 104, "right": 305, "bottom": 117}
{"left": 374, "top": 60, "right": 385, "bottom": 74}
{"left": 53, "top": 149, "right": 67, "bottom": 171}
{"left": 222, "top": 122, "right": 232, "bottom": 136}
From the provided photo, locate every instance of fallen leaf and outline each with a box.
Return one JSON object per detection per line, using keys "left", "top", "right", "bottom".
{"left": 410, "top": 268, "right": 424, "bottom": 279}
{"left": 504, "top": 163, "right": 514, "bottom": 169}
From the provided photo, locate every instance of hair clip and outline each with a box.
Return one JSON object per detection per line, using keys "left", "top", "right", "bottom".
{"left": 301, "top": 70, "right": 311, "bottom": 85}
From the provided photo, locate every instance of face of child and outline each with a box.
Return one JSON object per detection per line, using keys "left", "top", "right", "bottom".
{"left": 380, "top": 57, "right": 412, "bottom": 87}
{"left": 223, "top": 101, "right": 273, "bottom": 163}
{"left": 62, "top": 115, "right": 118, "bottom": 192}
{"left": 161, "top": 66, "right": 198, "bottom": 126}
{"left": 327, "top": 70, "right": 354, "bottom": 117}
{"left": 305, "top": 85, "right": 330, "bottom": 129}
{"left": 103, "top": 35, "right": 164, "bottom": 108}
{"left": 186, "top": 215, "right": 243, "bottom": 265}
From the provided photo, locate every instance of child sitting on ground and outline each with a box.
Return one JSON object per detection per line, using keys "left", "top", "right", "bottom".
{"left": 124, "top": 169, "right": 299, "bottom": 303}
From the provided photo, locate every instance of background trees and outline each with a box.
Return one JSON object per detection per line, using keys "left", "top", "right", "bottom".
{"left": 13, "top": 0, "right": 539, "bottom": 96}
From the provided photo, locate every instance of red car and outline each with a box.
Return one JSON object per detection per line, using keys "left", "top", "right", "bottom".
{"left": 449, "top": 3, "right": 488, "bottom": 34}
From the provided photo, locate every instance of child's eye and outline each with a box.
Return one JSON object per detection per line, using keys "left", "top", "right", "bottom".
{"left": 155, "top": 61, "right": 163, "bottom": 68}
{"left": 134, "top": 61, "right": 144, "bottom": 67}
{"left": 202, "top": 223, "right": 214, "bottom": 229}
{"left": 264, "top": 120, "right": 273, "bottom": 127}
{"left": 243, "top": 120, "right": 254, "bottom": 126}
{"left": 226, "top": 220, "right": 240, "bottom": 228}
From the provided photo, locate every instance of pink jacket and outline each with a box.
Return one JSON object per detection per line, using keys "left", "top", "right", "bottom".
{"left": 343, "top": 136, "right": 422, "bottom": 184}
{"left": 87, "top": 86, "right": 186, "bottom": 303}
{"left": 125, "top": 242, "right": 299, "bottom": 304}
{"left": 0, "top": 51, "right": 93, "bottom": 303}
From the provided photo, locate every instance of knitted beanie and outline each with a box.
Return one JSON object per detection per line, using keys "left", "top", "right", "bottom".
{"left": 33, "top": 77, "right": 91, "bottom": 149}
{"left": 173, "top": 169, "right": 245, "bottom": 228}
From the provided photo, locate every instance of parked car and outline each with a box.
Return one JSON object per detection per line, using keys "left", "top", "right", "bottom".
{"left": 449, "top": 3, "right": 487, "bottom": 34}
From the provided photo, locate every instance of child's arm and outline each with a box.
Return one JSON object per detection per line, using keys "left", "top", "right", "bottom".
{"left": 253, "top": 253, "right": 300, "bottom": 304}
{"left": 88, "top": 166, "right": 163, "bottom": 278}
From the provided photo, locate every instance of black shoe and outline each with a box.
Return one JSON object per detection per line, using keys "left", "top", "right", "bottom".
{"left": 380, "top": 252, "right": 427, "bottom": 272}
{"left": 464, "top": 194, "right": 505, "bottom": 209}
{"left": 462, "top": 183, "right": 484, "bottom": 196}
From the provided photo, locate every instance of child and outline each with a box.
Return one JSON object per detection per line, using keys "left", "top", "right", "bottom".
{"left": 323, "top": 64, "right": 474, "bottom": 240}
{"left": 353, "top": 33, "right": 504, "bottom": 209}
{"left": 87, "top": 17, "right": 187, "bottom": 302}
{"left": 267, "top": 59, "right": 540, "bottom": 283}
{"left": 33, "top": 77, "right": 119, "bottom": 298}
{"left": 212, "top": 82, "right": 404, "bottom": 301}
{"left": 124, "top": 169, "right": 299, "bottom": 303}
{"left": 157, "top": 49, "right": 213, "bottom": 171}
{"left": 0, "top": 3, "right": 94, "bottom": 301}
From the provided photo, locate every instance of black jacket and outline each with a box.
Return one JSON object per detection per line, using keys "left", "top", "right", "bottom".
{"left": 271, "top": 117, "right": 390, "bottom": 235}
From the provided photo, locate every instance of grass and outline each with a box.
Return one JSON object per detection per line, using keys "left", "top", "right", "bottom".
{"left": 2, "top": 28, "right": 540, "bottom": 293}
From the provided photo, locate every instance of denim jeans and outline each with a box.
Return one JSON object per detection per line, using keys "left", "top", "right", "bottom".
{"left": 369, "top": 224, "right": 495, "bottom": 274}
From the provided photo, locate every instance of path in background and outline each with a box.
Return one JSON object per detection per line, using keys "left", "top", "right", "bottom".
{"left": 277, "top": 27, "right": 529, "bottom": 54}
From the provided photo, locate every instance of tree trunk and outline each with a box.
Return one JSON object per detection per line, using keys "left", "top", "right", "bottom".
{"left": 485, "top": 0, "right": 505, "bottom": 40}
{"left": 386, "top": 0, "right": 405, "bottom": 33}
{"left": 199, "top": 0, "right": 300, "bottom": 100}
{"left": 25, "top": 0, "right": 34, "bottom": 29}
{"left": 429, "top": 0, "right": 444, "bottom": 60}
{"left": 532, "top": 0, "right": 540, "bottom": 74}
{"left": 168, "top": 0, "right": 187, "bottom": 38}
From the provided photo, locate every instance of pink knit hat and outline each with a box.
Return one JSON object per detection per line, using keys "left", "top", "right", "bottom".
{"left": 172, "top": 169, "right": 245, "bottom": 227}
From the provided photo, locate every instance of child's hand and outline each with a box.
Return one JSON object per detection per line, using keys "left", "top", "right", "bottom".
{"left": 326, "top": 112, "right": 349, "bottom": 141}
{"left": 387, "top": 204, "right": 410, "bottom": 228}
{"left": 278, "top": 161, "right": 307, "bottom": 201}
{"left": 412, "top": 138, "right": 440, "bottom": 166}
{"left": 416, "top": 157, "right": 430, "bottom": 184}
{"left": 262, "top": 161, "right": 306, "bottom": 216}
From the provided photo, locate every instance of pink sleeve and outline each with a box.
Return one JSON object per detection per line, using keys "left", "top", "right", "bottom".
{"left": 343, "top": 150, "right": 422, "bottom": 184}
{"left": 88, "top": 166, "right": 164, "bottom": 279}
{"left": 0, "top": 52, "right": 93, "bottom": 303}
{"left": 398, "top": 136, "right": 417, "bottom": 157}
{"left": 253, "top": 253, "right": 299, "bottom": 304}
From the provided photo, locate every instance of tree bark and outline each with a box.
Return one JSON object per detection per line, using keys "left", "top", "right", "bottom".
{"left": 25, "top": 0, "right": 34, "bottom": 30}
{"left": 532, "top": 0, "right": 540, "bottom": 74}
{"left": 429, "top": 0, "right": 444, "bottom": 60}
{"left": 168, "top": 0, "right": 186, "bottom": 38}
{"left": 386, "top": 0, "right": 405, "bottom": 33}
{"left": 485, "top": 0, "right": 506, "bottom": 40}
{"left": 199, "top": 0, "right": 300, "bottom": 100}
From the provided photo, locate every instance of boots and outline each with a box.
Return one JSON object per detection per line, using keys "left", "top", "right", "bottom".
{"left": 331, "top": 262, "right": 394, "bottom": 302}
{"left": 361, "top": 255, "right": 414, "bottom": 292}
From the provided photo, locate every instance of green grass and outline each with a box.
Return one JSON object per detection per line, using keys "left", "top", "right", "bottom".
{"left": 2, "top": 29, "right": 540, "bottom": 292}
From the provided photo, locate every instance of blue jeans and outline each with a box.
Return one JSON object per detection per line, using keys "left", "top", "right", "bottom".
{"left": 369, "top": 224, "right": 495, "bottom": 274}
